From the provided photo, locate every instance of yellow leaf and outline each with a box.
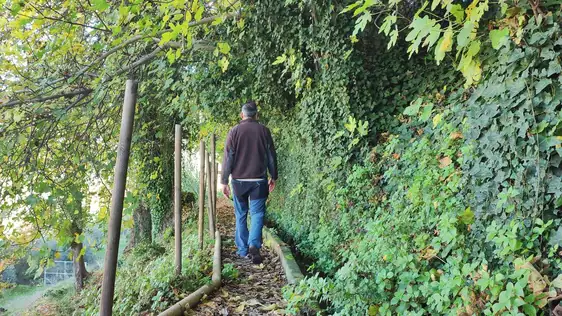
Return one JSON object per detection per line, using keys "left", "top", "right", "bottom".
{"left": 235, "top": 303, "right": 245, "bottom": 313}
{"left": 440, "top": 29, "right": 453, "bottom": 53}
{"left": 54, "top": 252, "right": 61, "bottom": 259}
{"left": 435, "top": 28, "right": 453, "bottom": 63}
{"left": 432, "top": 113, "right": 442, "bottom": 127}
{"left": 368, "top": 305, "right": 380, "bottom": 315}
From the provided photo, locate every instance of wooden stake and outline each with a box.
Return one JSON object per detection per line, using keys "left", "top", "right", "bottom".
{"left": 100, "top": 80, "right": 137, "bottom": 316}
{"left": 205, "top": 152, "right": 215, "bottom": 236}
{"left": 174, "top": 124, "right": 182, "bottom": 275}
{"left": 215, "top": 162, "right": 218, "bottom": 224}
{"left": 198, "top": 141, "right": 205, "bottom": 250}
{"left": 210, "top": 134, "right": 216, "bottom": 220}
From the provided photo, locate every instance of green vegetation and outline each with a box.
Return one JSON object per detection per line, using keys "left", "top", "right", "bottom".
{"left": 0, "top": 284, "right": 43, "bottom": 304}
{"left": 2, "top": 0, "right": 562, "bottom": 315}
{"left": 32, "top": 221, "right": 213, "bottom": 315}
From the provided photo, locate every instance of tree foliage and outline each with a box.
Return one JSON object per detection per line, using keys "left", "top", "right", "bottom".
{"left": 1, "top": 0, "right": 561, "bottom": 314}
{"left": 0, "top": 0, "right": 238, "bottom": 285}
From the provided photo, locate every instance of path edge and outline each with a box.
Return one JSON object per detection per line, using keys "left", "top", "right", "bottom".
{"left": 263, "top": 226, "right": 304, "bottom": 285}
{"left": 159, "top": 231, "right": 222, "bottom": 316}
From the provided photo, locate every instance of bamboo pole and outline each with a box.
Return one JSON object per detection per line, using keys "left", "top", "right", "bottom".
{"left": 100, "top": 80, "right": 137, "bottom": 316}
{"left": 198, "top": 141, "right": 205, "bottom": 250}
{"left": 174, "top": 124, "right": 182, "bottom": 275}
{"left": 205, "top": 152, "right": 215, "bottom": 236}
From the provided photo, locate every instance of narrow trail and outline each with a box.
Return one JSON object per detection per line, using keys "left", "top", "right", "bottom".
{"left": 189, "top": 198, "right": 288, "bottom": 315}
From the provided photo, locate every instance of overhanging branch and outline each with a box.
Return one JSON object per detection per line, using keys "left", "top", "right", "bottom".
{"left": 4, "top": 12, "right": 240, "bottom": 107}
{"left": 1, "top": 88, "right": 93, "bottom": 108}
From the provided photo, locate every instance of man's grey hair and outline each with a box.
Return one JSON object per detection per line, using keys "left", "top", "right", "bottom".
{"left": 242, "top": 101, "right": 258, "bottom": 117}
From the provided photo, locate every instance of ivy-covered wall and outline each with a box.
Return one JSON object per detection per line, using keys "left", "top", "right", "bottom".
{"left": 165, "top": 0, "right": 562, "bottom": 314}
{"left": 265, "top": 11, "right": 562, "bottom": 315}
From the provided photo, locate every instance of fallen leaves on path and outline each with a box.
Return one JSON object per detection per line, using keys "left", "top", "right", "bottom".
{"left": 189, "top": 198, "right": 288, "bottom": 315}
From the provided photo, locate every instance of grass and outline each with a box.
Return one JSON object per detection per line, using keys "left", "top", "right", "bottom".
{"left": 0, "top": 284, "right": 44, "bottom": 305}
{"left": 0, "top": 284, "right": 48, "bottom": 315}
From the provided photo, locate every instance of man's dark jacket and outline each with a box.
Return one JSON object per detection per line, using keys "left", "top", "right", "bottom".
{"left": 221, "top": 118, "right": 278, "bottom": 185}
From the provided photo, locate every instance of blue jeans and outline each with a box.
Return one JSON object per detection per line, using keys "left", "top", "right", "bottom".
{"left": 232, "top": 179, "right": 268, "bottom": 256}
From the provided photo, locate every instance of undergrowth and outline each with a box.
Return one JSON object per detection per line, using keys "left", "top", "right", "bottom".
{"left": 33, "top": 219, "right": 213, "bottom": 315}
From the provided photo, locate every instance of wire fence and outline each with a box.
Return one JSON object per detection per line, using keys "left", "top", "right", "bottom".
{"left": 43, "top": 260, "right": 74, "bottom": 286}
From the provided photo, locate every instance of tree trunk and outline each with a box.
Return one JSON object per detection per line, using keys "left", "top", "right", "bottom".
{"left": 126, "top": 201, "right": 152, "bottom": 252}
{"left": 71, "top": 241, "right": 89, "bottom": 291}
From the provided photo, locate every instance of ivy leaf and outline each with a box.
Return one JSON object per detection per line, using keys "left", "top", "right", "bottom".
{"left": 272, "top": 54, "right": 286, "bottom": 65}
{"left": 34, "top": 266, "right": 44, "bottom": 279}
{"left": 489, "top": 28, "right": 509, "bottom": 49}
{"left": 357, "top": 120, "right": 369, "bottom": 136}
{"left": 530, "top": 121, "right": 548, "bottom": 134}
{"left": 368, "top": 305, "right": 379, "bottom": 315}
{"left": 403, "top": 98, "right": 422, "bottom": 116}
{"left": 549, "top": 227, "right": 562, "bottom": 247}
{"left": 547, "top": 60, "right": 562, "bottom": 77}
{"left": 457, "top": 207, "right": 475, "bottom": 225}
{"left": 344, "top": 116, "right": 357, "bottom": 134}
{"left": 420, "top": 104, "right": 433, "bottom": 121}
{"left": 535, "top": 78, "right": 551, "bottom": 94}
{"left": 218, "top": 42, "right": 231, "bottom": 55}
{"left": 331, "top": 156, "right": 343, "bottom": 168}
{"left": 218, "top": 56, "right": 229, "bottom": 72}
{"left": 348, "top": 138, "right": 360, "bottom": 149}
{"left": 333, "top": 131, "right": 345, "bottom": 140}
{"left": 432, "top": 113, "right": 442, "bottom": 127}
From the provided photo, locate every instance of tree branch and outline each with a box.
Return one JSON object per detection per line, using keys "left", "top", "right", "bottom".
{"left": 2, "top": 88, "right": 93, "bottom": 108}
{"left": 70, "top": 11, "right": 239, "bottom": 83}
{"left": 4, "top": 12, "right": 240, "bottom": 106}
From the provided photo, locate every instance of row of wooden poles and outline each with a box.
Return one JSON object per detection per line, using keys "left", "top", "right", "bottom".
{"left": 99, "top": 80, "right": 219, "bottom": 315}
{"left": 176, "top": 125, "right": 220, "bottom": 274}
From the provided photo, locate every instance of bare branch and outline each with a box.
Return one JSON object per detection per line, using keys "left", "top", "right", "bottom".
{"left": 2, "top": 88, "right": 93, "bottom": 108}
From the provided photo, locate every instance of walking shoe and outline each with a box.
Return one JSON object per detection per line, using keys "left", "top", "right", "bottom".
{"left": 238, "top": 253, "right": 251, "bottom": 260}
{"left": 248, "top": 246, "right": 262, "bottom": 264}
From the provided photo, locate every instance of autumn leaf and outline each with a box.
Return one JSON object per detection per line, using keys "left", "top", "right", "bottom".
{"left": 450, "top": 132, "right": 463, "bottom": 140}
{"left": 439, "top": 156, "right": 452, "bottom": 168}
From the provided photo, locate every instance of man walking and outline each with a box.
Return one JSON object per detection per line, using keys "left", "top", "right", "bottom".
{"left": 221, "top": 101, "right": 278, "bottom": 264}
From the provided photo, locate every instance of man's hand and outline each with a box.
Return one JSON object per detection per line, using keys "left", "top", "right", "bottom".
{"left": 222, "top": 184, "right": 231, "bottom": 199}
{"left": 268, "top": 179, "right": 276, "bottom": 193}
